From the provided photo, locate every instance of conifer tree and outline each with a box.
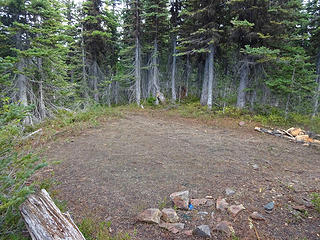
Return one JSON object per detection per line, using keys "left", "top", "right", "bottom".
{"left": 142, "top": 0, "right": 169, "bottom": 102}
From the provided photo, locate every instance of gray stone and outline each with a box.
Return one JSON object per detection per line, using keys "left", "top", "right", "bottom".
{"left": 264, "top": 202, "right": 274, "bottom": 212}
{"left": 250, "top": 212, "right": 265, "bottom": 221}
{"left": 215, "top": 221, "right": 234, "bottom": 236}
{"left": 170, "top": 191, "right": 189, "bottom": 210}
{"left": 252, "top": 164, "right": 259, "bottom": 170}
{"left": 239, "top": 121, "right": 245, "bottom": 126}
{"left": 198, "top": 211, "right": 209, "bottom": 216}
{"left": 193, "top": 225, "right": 211, "bottom": 238}
{"left": 225, "top": 188, "right": 236, "bottom": 196}
{"left": 228, "top": 204, "right": 245, "bottom": 217}
{"left": 216, "top": 197, "right": 229, "bottom": 211}
{"left": 159, "top": 222, "right": 185, "bottom": 234}
{"left": 137, "top": 208, "right": 162, "bottom": 224}
{"left": 205, "top": 199, "right": 215, "bottom": 207}
{"left": 161, "top": 208, "right": 179, "bottom": 223}
{"left": 190, "top": 198, "right": 207, "bottom": 206}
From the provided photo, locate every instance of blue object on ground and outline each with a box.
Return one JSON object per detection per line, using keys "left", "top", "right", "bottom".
{"left": 188, "top": 203, "right": 194, "bottom": 210}
{"left": 264, "top": 202, "right": 274, "bottom": 211}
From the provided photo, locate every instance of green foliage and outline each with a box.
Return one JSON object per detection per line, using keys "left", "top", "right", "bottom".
{"left": 78, "top": 218, "right": 132, "bottom": 240}
{"left": 0, "top": 102, "right": 46, "bottom": 239}
{"left": 311, "top": 193, "right": 320, "bottom": 213}
{"left": 145, "top": 95, "right": 157, "bottom": 107}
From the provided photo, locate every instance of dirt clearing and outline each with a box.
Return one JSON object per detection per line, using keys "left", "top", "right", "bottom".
{"left": 43, "top": 110, "right": 320, "bottom": 239}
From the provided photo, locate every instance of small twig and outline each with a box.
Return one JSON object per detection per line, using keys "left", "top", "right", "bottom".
{"left": 253, "top": 224, "right": 260, "bottom": 240}
{"left": 22, "top": 128, "right": 42, "bottom": 140}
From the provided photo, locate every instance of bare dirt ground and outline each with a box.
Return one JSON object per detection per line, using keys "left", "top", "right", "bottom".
{"left": 43, "top": 110, "right": 320, "bottom": 240}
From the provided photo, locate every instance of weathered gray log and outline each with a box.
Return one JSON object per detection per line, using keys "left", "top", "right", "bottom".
{"left": 19, "top": 189, "right": 85, "bottom": 240}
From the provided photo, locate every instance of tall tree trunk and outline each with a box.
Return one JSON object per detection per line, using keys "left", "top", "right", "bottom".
{"left": 186, "top": 55, "right": 190, "bottom": 97}
{"left": 37, "top": 58, "right": 46, "bottom": 120}
{"left": 207, "top": 44, "right": 215, "bottom": 109}
{"left": 135, "top": 35, "right": 141, "bottom": 105}
{"left": 171, "top": 35, "right": 177, "bottom": 102}
{"left": 312, "top": 52, "right": 320, "bottom": 117}
{"left": 152, "top": 39, "right": 160, "bottom": 102}
{"left": 17, "top": 58, "right": 28, "bottom": 107}
{"left": 81, "top": 24, "right": 89, "bottom": 100}
{"left": 236, "top": 58, "right": 249, "bottom": 109}
{"left": 200, "top": 55, "right": 209, "bottom": 106}
{"left": 93, "top": 60, "right": 99, "bottom": 102}
{"left": 197, "top": 60, "right": 203, "bottom": 97}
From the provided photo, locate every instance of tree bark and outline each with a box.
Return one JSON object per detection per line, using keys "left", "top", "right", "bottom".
{"left": 81, "top": 24, "right": 89, "bottom": 100}
{"left": 152, "top": 39, "right": 161, "bottom": 104}
{"left": 236, "top": 58, "right": 249, "bottom": 109}
{"left": 20, "top": 189, "right": 85, "bottom": 240}
{"left": 207, "top": 44, "right": 215, "bottom": 109}
{"left": 17, "top": 58, "right": 28, "bottom": 107}
{"left": 171, "top": 35, "right": 177, "bottom": 102}
{"left": 200, "top": 55, "right": 209, "bottom": 106}
{"left": 37, "top": 58, "right": 46, "bottom": 120}
{"left": 312, "top": 52, "right": 320, "bottom": 117}
{"left": 135, "top": 35, "right": 141, "bottom": 106}
{"left": 186, "top": 55, "right": 190, "bottom": 97}
{"left": 93, "top": 60, "right": 99, "bottom": 102}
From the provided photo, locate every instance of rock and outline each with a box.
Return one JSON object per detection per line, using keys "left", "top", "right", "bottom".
{"left": 159, "top": 222, "right": 185, "bottom": 234}
{"left": 216, "top": 197, "right": 229, "bottom": 211}
{"left": 215, "top": 221, "right": 234, "bottom": 236}
{"left": 198, "top": 211, "right": 209, "bottom": 216}
{"left": 239, "top": 121, "right": 245, "bottom": 126}
{"left": 191, "top": 198, "right": 207, "bottom": 207}
{"left": 211, "top": 211, "right": 215, "bottom": 219}
{"left": 198, "top": 211, "right": 208, "bottom": 220}
{"left": 205, "top": 199, "right": 215, "bottom": 207}
{"left": 264, "top": 202, "right": 274, "bottom": 212}
{"left": 193, "top": 225, "right": 211, "bottom": 238}
{"left": 170, "top": 191, "right": 189, "bottom": 210}
{"left": 250, "top": 211, "right": 265, "bottom": 221}
{"left": 183, "top": 230, "right": 193, "bottom": 236}
{"left": 228, "top": 204, "right": 245, "bottom": 217}
{"left": 137, "top": 208, "right": 162, "bottom": 224}
{"left": 252, "top": 164, "right": 259, "bottom": 170}
{"left": 225, "top": 188, "right": 235, "bottom": 196}
{"left": 161, "top": 208, "right": 179, "bottom": 223}
{"left": 205, "top": 195, "right": 214, "bottom": 199}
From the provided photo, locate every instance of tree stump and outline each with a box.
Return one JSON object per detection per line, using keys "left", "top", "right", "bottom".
{"left": 19, "top": 189, "right": 85, "bottom": 240}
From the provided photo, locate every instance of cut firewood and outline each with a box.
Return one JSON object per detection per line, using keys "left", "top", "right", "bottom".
{"left": 19, "top": 189, "right": 85, "bottom": 240}
{"left": 255, "top": 126, "right": 320, "bottom": 145}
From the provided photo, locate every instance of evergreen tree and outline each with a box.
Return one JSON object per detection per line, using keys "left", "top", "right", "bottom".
{"left": 142, "top": 0, "right": 169, "bottom": 102}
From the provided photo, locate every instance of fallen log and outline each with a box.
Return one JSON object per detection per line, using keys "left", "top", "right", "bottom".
{"left": 19, "top": 189, "right": 85, "bottom": 240}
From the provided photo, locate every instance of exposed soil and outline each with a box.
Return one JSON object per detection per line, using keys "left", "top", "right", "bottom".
{"left": 43, "top": 110, "right": 320, "bottom": 240}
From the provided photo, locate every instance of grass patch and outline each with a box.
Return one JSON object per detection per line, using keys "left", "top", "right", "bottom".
{"left": 78, "top": 218, "right": 133, "bottom": 240}
{"left": 147, "top": 101, "right": 320, "bottom": 134}
{"left": 311, "top": 193, "right": 320, "bottom": 213}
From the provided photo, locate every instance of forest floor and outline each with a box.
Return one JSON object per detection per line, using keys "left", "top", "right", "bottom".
{"left": 41, "top": 108, "right": 320, "bottom": 240}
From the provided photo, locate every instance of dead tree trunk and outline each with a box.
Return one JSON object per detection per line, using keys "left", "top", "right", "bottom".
{"left": 135, "top": 35, "right": 141, "bottom": 106}
{"left": 200, "top": 55, "right": 209, "bottom": 106}
{"left": 236, "top": 58, "right": 249, "bottom": 109}
{"left": 207, "top": 44, "right": 215, "bottom": 109}
{"left": 20, "top": 189, "right": 85, "bottom": 240}
{"left": 312, "top": 52, "right": 320, "bottom": 117}
{"left": 171, "top": 35, "right": 177, "bottom": 102}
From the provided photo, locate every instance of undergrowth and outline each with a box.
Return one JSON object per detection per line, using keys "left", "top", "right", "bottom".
{"left": 160, "top": 98, "right": 320, "bottom": 133}
{"left": 78, "top": 218, "right": 133, "bottom": 240}
{"left": 311, "top": 193, "right": 320, "bottom": 213}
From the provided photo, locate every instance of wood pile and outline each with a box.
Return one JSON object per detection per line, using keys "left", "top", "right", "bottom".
{"left": 254, "top": 127, "right": 320, "bottom": 145}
